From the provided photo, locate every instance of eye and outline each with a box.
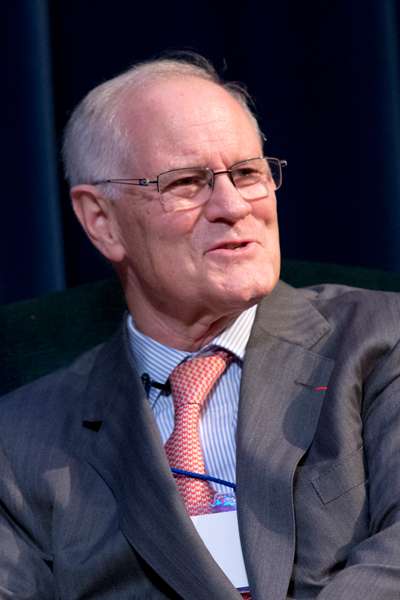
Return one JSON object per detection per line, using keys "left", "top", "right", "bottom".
{"left": 170, "top": 175, "right": 205, "bottom": 188}
{"left": 236, "top": 167, "right": 259, "bottom": 177}
{"left": 160, "top": 170, "right": 209, "bottom": 197}
{"left": 233, "top": 166, "right": 263, "bottom": 186}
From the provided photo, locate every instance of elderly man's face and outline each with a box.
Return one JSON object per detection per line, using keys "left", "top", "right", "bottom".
{"left": 111, "top": 77, "right": 280, "bottom": 328}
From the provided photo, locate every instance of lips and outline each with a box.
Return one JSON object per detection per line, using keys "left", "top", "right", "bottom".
{"left": 205, "top": 240, "right": 259, "bottom": 260}
{"left": 208, "top": 240, "right": 253, "bottom": 252}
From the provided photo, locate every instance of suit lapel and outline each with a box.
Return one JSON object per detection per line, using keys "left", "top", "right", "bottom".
{"left": 79, "top": 326, "right": 240, "bottom": 599}
{"left": 236, "top": 282, "right": 335, "bottom": 599}
{"left": 77, "top": 281, "right": 334, "bottom": 599}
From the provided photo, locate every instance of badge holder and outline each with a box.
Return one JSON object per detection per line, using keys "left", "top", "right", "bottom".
{"left": 171, "top": 468, "right": 250, "bottom": 593}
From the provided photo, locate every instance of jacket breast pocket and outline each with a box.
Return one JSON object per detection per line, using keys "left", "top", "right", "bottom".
{"left": 310, "top": 446, "right": 367, "bottom": 505}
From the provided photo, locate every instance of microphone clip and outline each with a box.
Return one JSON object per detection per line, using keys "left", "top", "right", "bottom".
{"left": 141, "top": 373, "right": 171, "bottom": 395}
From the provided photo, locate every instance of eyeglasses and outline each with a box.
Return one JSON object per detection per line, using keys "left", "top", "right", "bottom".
{"left": 90, "top": 156, "right": 287, "bottom": 213}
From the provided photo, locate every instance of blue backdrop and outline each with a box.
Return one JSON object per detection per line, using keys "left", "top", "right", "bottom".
{"left": 3, "top": 0, "right": 400, "bottom": 303}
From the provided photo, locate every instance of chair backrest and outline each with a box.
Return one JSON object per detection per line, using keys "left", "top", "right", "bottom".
{"left": 2, "top": 259, "right": 400, "bottom": 396}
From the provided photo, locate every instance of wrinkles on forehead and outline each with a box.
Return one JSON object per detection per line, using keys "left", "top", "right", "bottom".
{"left": 115, "top": 76, "right": 261, "bottom": 175}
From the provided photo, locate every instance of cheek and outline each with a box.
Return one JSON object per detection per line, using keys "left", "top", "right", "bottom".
{"left": 254, "top": 195, "right": 278, "bottom": 223}
{"left": 255, "top": 199, "right": 280, "bottom": 244}
{"left": 114, "top": 203, "right": 155, "bottom": 270}
{"left": 131, "top": 209, "right": 199, "bottom": 272}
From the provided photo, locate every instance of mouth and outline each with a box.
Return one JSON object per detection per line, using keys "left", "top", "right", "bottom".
{"left": 206, "top": 240, "right": 257, "bottom": 255}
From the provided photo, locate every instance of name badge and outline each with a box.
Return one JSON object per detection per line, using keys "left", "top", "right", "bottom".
{"left": 191, "top": 509, "right": 249, "bottom": 591}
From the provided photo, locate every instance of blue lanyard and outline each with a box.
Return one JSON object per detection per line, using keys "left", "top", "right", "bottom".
{"left": 170, "top": 467, "right": 236, "bottom": 491}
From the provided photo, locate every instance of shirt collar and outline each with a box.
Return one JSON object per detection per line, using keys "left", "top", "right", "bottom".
{"left": 126, "top": 305, "right": 257, "bottom": 387}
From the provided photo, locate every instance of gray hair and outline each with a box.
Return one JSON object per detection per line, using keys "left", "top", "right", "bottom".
{"left": 62, "top": 52, "right": 262, "bottom": 188}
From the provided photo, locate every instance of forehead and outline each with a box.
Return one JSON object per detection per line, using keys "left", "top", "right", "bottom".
{"left": 118, "top": 76, "right": 261, "bottom": 171}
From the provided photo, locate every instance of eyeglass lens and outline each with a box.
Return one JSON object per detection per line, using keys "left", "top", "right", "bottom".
{"left": 158, "top": 158, "right": 281, "bottom": 212}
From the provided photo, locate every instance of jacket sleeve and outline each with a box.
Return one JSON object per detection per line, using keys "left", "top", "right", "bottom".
{"left": 0, "top": 438, "right": 55, "bottom": 599}
{"left": 317, "top": 337, "right": 400, "bottom": 599}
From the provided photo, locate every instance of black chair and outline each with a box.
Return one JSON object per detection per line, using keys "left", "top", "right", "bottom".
{"left": 2, "top": 259, "right": 400, "bottom": 396}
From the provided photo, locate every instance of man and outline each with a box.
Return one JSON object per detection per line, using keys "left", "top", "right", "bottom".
{"left": 1, "top": 53, "right": 400, "bottom": 599}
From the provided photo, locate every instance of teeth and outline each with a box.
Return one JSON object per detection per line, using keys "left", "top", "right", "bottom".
{"left": 224, "top": 243, "right": 245, "bottom": 250}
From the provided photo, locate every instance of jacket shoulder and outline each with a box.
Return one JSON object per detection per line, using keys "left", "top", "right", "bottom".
{"left": 299, "top": 282, "right": 400, "bottom": 350}
{"left": 0, "top": 343, "right": 104, "bottom": 433}
{"left": 303, "top": 283, "right": 400, "bottom": 320}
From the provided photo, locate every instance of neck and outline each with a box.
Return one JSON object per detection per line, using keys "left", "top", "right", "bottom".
{"left": 126, "top": 300, "right": 240, "bottom": 352}
{"left": 135, "top": 312, "right": 238, "bottom": 352}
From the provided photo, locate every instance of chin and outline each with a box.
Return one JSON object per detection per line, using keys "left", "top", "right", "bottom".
{"left": 224, "top": 264, "right": 279, "bottom": 299}
{"left": 213, "top": 279, "right": 277, "bottom": 314}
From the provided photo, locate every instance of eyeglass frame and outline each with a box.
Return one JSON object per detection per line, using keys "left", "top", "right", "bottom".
{"left": 89, "top": 156, "right": 288, "bottom": 195}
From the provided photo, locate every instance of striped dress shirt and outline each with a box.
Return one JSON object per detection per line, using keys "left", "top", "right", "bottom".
{"left": 126, "top": 306, "right": 256, "bottom": 495}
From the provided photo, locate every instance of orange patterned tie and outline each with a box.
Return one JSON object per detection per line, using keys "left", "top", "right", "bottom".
{"left": 165, "top": 350, "right": 231, "bottom": 516}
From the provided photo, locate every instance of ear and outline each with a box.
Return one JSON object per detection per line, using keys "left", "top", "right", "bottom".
{"left": 70, "top": 185, "right": 126, "bottom": 263}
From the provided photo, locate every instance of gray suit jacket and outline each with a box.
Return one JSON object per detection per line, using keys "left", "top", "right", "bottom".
{"left": 1, "top": 282, "right": 400, "bottom": 599}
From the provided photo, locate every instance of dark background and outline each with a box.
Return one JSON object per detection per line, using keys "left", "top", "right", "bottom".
{"left": 3, "top": 0, "right": 400, "bottom": 304}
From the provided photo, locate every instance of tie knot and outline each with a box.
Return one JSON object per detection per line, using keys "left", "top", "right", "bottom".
{"left": 169, "top": 350, "right": 232, "bottom": 408}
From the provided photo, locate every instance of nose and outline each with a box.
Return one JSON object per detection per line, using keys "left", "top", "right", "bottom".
{"left": 203, "top": 172, "right": 252, "bottom": 223}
